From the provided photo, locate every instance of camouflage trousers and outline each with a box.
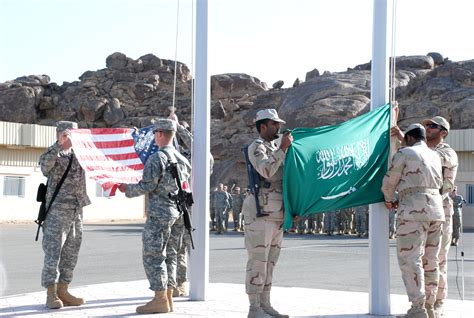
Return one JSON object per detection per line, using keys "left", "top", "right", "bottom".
{"left": 452, "top": 215, "right": 461, "bottom": 241}
{"left": 232, "top": 208, "right": 243, "bottom": 230}
{"left": 324, "top": 212, "right": 336, "bottom": 233}
{"left": 143, "top": 215, "right": 179, "bottom": 291}
{"left": 176, "top": 229, "right": 191, "bottom": 285}
{"left": 355, "top": 212, "right": 366, "bottom": 235}
{"left": 215, "top": 207, "right": 228, "bottom": 233}
{"left": 209, "top": 207, "right": 216, "bottom": 229}
{"left": 396, "top": 219, "right": 443, "bottom": 306}
{"left": 437, "top": 215, "right": 452, "bottom": 301}
{"left": 314, "top": 213, "right": 324, "bottom": 233}
{"left": 244, "top": 217, "right": 283, "bottom": 294}
{"left": 41, "top": 204, "right": 83, "bottom": 288}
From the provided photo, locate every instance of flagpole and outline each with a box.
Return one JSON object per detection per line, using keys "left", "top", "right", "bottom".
{"left": 190, "top": 0, "right": 210, "bottom": 301}
{"left": 369, "top": 0, "right": 392, "bottom": 315}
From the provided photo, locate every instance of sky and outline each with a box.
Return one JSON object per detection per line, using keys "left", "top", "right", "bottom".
{"left": 0, "top": 0, "right": 473, "bottom": 88}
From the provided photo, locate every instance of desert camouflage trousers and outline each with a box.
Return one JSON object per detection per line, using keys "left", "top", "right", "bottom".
{"left": 143, "top": 215, "right": 178, "bottom": 291}
{"left": 437, "top": 215, "right": 452, "bottom": 301}
{"left": 41, "top": 204, "right": 83, "bottom": 288}
{"left": 244, "top": 217, "right": 283, "bottom": 294}
{"left": 396, "top": 218, "right": 443, "bottom": 306}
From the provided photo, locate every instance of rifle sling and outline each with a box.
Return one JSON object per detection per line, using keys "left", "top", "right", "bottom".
{"left": 44, "top": 153, "right": 74, "bottom": 217}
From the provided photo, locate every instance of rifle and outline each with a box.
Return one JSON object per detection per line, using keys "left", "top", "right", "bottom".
{"left": 168, "top": 161, "right": 195, "bottom": 249}
{"left": 243, "top": 144, "right": 268, "bottom": 217}
{"left": 35, "top": 154, "right": 74, "bottom": 241}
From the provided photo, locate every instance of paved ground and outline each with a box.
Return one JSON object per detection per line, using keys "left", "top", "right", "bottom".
{"left": 0, "top": 280, "right": 472, "bottom": 317}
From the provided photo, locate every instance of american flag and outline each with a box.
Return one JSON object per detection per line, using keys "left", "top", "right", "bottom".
{"left": 70, "top": 126, "right": 158, "bottom": 197}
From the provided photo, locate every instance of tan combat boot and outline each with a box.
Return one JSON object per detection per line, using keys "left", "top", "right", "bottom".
{"left": 247, "top": 294, "right": 271, "bottom": 318}
{"left": 166, "top": 288, "right": 174, "bottom": 312}
{"left": 46, "top": 284, "right": 63, "bottom": 309}
{"left": 434, "top": 300, "right": 444, "bottom": 317}
{"left": 136, "top": 290, "right": 170, "bottom": 314}
{"left": 260, "top": 291, "right": 289, "bottom": 318}
{"left": 406, "top": 302, "right": 428, "bottom": 318}
{"left": 173, "top": 282, "right": 187, "bottom": 297}
{"left": 425, "top": 304, "right": 436, "bottom": 318}
{"left": 57, "top": 282, "right": 85, "bottom": 306}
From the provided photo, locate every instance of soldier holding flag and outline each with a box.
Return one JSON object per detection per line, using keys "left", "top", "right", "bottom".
{"left": 242, "top": 108, "right": 293, "bottom": 318}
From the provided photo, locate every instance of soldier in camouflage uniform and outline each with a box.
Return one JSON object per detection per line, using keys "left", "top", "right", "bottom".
{"left": 382, "top": 123, "right": 444, "bottom": 318}
{"left": 354, "top": 205, "right": 367, "bottom": 237}
{"left": 223, "top": 185, "right": 233, "bottom": 229}
{"left": 39, "top": 121, "right": 90, "bottom": 309}
{"left": 214, "top": 183, "right": 231, "bottom": 234}
{"left": 119, "top": 118, "right": 191, "bottom": 314}
{"left": 209, "top": 187, "right": 218, "bottom": 231}
{"left": 314, "top": 213, "right": 324, "bottom": 234}
{"left": 421, "top": 117, "right": 458, "bottom": 317}
{"left": 324, "top": 211, "right": 336, "bottom": 236}
{"left": 341, "top": 207, "right": 354, "bottom": 235}
{"left": 231, "top": 186, "right": 245, "bottom": 231}
{"left": 451, "top": 187, "right": 465, "bottom": 246}
{"left": 242, "top": 108, "right": 292, "bottom": 318}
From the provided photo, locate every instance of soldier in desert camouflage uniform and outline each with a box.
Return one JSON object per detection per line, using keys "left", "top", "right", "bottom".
{"left": 392, "top": 116, "right": 458, "bottom": 316}
{"left": 421, "top": 116, "right": 458, "bottom": 317}
{"left": 119, "top": 118, "right": 191, "bottom": 314}
{"left": 39, "top": 121, "right": 90, "bottom": 309}
{"left": 242, "top": 108, "right": 293, "bottom": 318}
{"left": 382, "top": 123, "right": 444, "bottom": 318}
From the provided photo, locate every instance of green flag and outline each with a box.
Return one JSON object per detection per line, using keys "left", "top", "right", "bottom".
{"left": 283, "top": 104, "right": 391, "bottom": 229}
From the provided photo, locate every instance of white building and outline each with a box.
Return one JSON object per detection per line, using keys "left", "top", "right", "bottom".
{"left": 445, "top": 129, "right": 474, "bottom": 230}
{"left": 0, "top": 121, "right": 145, "bottom": 222}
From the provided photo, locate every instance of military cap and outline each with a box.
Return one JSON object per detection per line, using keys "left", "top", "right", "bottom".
{"left": 255, "top": 108, "right": 286, "bottom": 123}
{"left": 421, "top": 116, "right": 450, "bottom": 132}
{"left": 56, "top": 121, "right": 78, "bottom": 133}
{"left": 153, "top": 118, "right": 177, "bottom": 133}
{"left": 404, "top": 123, "right": 426, "bottom": 136}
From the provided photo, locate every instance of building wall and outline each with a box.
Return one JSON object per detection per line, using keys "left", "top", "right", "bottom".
{"left": 0, "top": 164, "right": 145, "bottom": 222}
{"left": 445, "top": 129, "right": 474, "bottom": 231}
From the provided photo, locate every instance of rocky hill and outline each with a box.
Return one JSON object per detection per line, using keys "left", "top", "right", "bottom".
{"left": 0, "top": 52, "right": 473, "bottom": 188}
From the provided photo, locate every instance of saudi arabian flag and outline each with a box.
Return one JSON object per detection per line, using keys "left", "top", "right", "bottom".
{"left": 283, "top": 104, "right": 391, "bottom": 229}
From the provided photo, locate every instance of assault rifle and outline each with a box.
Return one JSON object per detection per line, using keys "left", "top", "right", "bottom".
{"left": 168, "top": 161, "right": 195, "bottom": 249}
{"left": 34, "top": 154, "right": 73, "bottom": 241}
{"left": 243, "top": 144, "right": 269, "bottom": 217}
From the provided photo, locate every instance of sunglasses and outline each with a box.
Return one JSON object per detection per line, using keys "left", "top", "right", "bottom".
{"left": 426, "top": 123, "right": 446, "bottom": 131}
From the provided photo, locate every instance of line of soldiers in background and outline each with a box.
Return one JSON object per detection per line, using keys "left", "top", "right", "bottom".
{"left": 209, "top": 183, "right": 248, "bottom": 234}
{"left": 208, "top": 185, "right": 465, "bottom": 240}
{"left": 284, "top": 205, "right": 396, "bottom": 239}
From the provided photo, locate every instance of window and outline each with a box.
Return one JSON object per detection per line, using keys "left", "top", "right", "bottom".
{"left": 467, "top": 184, "right": 474, "bottom": 206}
{"left": 3, "top": 176, "right": 26, "bottom": 198}
{"left": 95, "top": 183, "right": 106, "bottom": 197}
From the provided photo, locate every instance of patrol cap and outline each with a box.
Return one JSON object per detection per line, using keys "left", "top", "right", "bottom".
{"left": 421, "top": 116, "right": 450, "bottom": 132}
{"left": 404, "top": 123, "right": 426, "bottom": 137}
{"left": 255, "top": 108, "right": 286, "bottom": 123}
{"left": 152, "top": 118, "right": 177, "bottom": 133}
{"left": 56, "top": 121, "right": 78, "bottom": 133}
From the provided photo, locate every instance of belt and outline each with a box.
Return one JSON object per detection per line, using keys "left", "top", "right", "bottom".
{"left": 398, "top": 187, "right": 440, "bottom": 200}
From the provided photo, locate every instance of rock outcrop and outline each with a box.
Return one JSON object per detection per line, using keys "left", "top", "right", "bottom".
{"left": 1, "top": 52, "right": 473, "bottom": 188}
